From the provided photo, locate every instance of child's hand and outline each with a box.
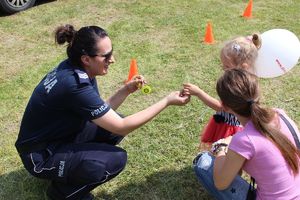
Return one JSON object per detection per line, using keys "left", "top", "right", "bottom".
{"left": 183, "top": 83, "right": 202, "bottom": 96}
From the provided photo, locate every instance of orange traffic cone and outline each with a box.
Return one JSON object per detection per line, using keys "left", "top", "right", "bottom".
{"left": 126, "top": 59, "right": 138, "bottom": 83}
{"left": 204, "top": 22, "right": 215, "bottom": 44}
{"left": 243, "top": 0, "right": 253, "bottom": 18}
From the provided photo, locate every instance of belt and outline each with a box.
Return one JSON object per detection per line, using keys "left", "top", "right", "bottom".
{"left": 16, "top": 142, "right": 49, "bottom": 154}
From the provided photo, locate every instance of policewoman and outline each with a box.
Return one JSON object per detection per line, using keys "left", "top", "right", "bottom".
{"left": 15, "top": 24, "right": 190, "bottom": 200}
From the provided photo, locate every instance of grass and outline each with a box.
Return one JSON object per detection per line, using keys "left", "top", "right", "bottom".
{"left": 0, "top": 0, "right": 299, "bottom": 199}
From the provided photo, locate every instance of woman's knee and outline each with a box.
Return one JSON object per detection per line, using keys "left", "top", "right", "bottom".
{"left": 71, "top": 150, "right": 127, "bottom": 184}
{"left": 97, "top": 150, "right": 127, "bottom": 183}
{"left": 113, "top": 149, "right": 127, "bottom": 171}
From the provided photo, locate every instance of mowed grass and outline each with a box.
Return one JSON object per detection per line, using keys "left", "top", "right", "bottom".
{"left": 0, "top": 0, "right": 299, "bottom": 199}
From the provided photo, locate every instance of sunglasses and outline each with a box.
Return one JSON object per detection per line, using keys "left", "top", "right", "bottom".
{"left": 90, "top": 48, "right": 113, "bottom": 61}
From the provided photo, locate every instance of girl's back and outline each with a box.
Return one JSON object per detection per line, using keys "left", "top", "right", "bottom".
{"left": 230, "top": 109, "right": 300, "bottom": 199}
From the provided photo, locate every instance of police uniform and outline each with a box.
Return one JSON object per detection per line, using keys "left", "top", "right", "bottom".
{"left": 15, "top": 59, "right": 127, "bottom": 200}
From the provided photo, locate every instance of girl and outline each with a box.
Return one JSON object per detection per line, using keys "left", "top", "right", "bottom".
{"left": 193, "top": 69, "right": 300, "bottom": 200}
{"left": 183, "top": 34, "right": 261, "bottom": 144}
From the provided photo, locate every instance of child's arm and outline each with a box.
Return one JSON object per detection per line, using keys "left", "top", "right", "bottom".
{"left": 183, "top": 83, "right": 222, "bottom": 111}
{"left": 195, "top": 88, "right": 222, "bottom": 111}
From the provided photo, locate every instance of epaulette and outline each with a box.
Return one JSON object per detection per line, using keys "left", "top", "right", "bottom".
{"left": 74, "top": 69, "right": 90, "bottom": 84}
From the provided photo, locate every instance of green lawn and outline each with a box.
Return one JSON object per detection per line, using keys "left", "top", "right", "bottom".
{"left": 0, "top": 0, "right": 299, "bottom": 199}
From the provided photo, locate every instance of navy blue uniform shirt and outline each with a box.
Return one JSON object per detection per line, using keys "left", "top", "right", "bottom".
{"left": 16, "top": 59, "right": 110, "bottom": 148}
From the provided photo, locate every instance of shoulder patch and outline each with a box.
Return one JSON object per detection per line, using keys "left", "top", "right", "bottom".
{"left": 74, "top": 69, "right": 90, "bottom": 84}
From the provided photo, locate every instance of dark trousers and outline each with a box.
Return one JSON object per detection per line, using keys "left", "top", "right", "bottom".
{"left": 20, "top": 122, "right": 127, "bottom": 200}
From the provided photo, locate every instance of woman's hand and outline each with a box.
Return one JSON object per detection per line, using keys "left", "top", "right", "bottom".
{"left": 166, "top": 91, "right": 190, "bottom": 106}
{"left": 125, "top": 75, "right": 146, "bottom": 94}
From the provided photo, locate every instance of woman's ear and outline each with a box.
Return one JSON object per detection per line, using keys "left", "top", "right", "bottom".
{"left": 81, "top": 55, "right": 90, "bottom": 67}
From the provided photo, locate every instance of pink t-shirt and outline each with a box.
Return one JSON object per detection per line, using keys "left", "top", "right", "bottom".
{"left": 229, "top": 109, "right": 300, "bottom": 200}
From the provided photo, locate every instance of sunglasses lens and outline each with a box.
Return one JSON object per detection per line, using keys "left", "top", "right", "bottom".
{"left": 105, "top": 52, "right": 113, "bottom": 60}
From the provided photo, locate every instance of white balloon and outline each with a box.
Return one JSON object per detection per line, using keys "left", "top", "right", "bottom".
{"left": 254, "top": 29, "right": 300, "bottom": 78}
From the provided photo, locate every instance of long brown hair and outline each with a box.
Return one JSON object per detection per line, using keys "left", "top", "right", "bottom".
{"left": 217, "top": 69, "right": 300, "bottom": 174}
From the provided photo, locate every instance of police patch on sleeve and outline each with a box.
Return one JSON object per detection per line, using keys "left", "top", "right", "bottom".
{"left": 90, "top": 103, "right": 109, "bottom": 118}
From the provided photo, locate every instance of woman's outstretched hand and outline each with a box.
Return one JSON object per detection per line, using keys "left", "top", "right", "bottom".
{"left": 166, "top": 91, "right": 190, "bottom": 106}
